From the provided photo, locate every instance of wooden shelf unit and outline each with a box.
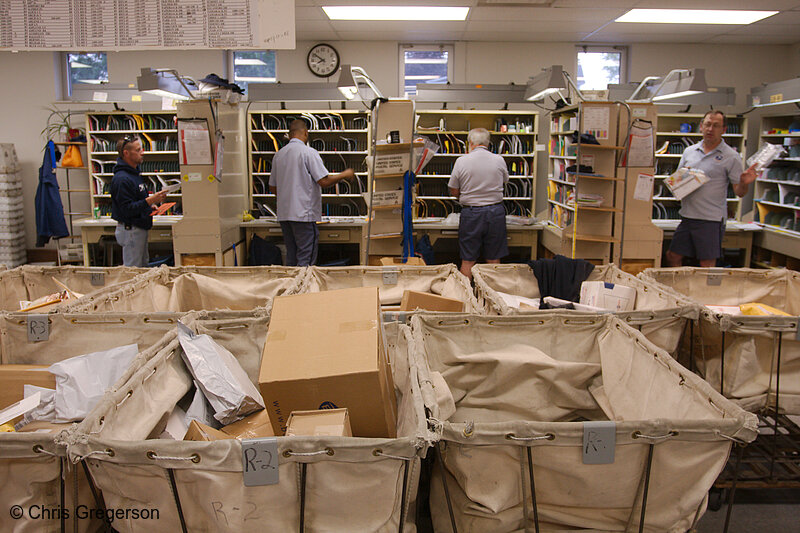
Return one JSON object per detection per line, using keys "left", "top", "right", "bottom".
{"left": 247, "top": 110, "right": 370, "bottom": 218}
{"left": 86, "top": 111, "right": 180, "bottom": 219}
{"left": 414, "top": 110, "right": 538, "bottom": 220}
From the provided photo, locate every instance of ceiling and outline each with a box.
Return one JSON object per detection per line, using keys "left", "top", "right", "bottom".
{"left": 295, "top": 0, "right": 800, "bottom": 44}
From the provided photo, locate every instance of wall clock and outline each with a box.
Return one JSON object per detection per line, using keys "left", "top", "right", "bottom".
{"left": 307, "top": 43, "right": 340, "bottom": 78}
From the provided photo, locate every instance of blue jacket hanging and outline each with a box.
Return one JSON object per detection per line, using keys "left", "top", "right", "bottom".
{"left": 35, "top": 140, "right": 69, "bottom": 246}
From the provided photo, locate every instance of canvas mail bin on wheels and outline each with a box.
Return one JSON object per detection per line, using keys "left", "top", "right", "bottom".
{"left": 0, "top": 265, "right": 146, "bottom": 311}
{"left": 409, "top": 313, "right": 757, "bottom": 533}
{"left": 67, "top": 314, "right": 430, "bottom": 532}
{"left": 62, "top": 264, "right": 306, "bottom": 313}
{"left": 640, "top": 267, "right": 800, "bottom": 415}
{"left": 0, "top": 311, "right": 184, "bottom": 533}
{"left": 473, "top": 263, "right": 698, "bottom": 355}
{"left": 301, "top": 264, "right": 481, "bottom": 312}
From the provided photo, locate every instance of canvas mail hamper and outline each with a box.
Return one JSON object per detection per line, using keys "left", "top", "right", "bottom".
{"left": 67, "top": 314, "right": 431, "bottom": 532}
{"left": 409, "top": 312, "right": 757, "bottom": 533}
{"left": 640, "top": 267, "right": 800, "bottom": 414}
{"left": 301, "top": 264, "right": 480, "bottom": 312}
{"left": 0, "top": 265, "right": 146, "bottom": 311}
{"left": 0, "top": 310, "right": 186, "bottom": 533}
{"left": 473, "top": 263, "right": 699, "bottom": 355}
{"left": 62, "top": 264, "right": 306, "bottom": 313}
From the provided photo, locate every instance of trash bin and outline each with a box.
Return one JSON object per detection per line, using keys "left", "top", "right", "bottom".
{"left": 473, "top": 263, "right": 699, "bottom": 355}
{"left": 67, "top": 313, "right": 430, "bottom": 532}
{"left": 301, "top": 264, "right": 480, "bottom": 312}
{"left": 640, "top": 267, "right": 800, "bottom": 415}
{"left": 62, "top": 265, "right": 306, "bottom": 313}
{"left": 410, "top": 312, "right": 757, "bottom": 533}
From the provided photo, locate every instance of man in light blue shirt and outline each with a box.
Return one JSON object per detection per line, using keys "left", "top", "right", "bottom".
{"left": 269, "top": 120, "right": 354, "bottom": 266}
{"left": 448, "top": 128, "right": 510, "bottom": 279}
{"left": 666, "top": 111, "right": 756, "bottom": 267}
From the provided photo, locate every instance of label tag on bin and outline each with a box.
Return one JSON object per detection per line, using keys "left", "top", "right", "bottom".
{"left": 90, "top": 272, "right": 105, "bottom": 286}
{"left": 27, "top": 314, "right": 49, "bottom": 342}
{"left": 583, "top": 421, "right": 615, "bottom": 464}
{"left": 382, "top": 269, "right": 399, "bottom": 285}
{"left": 242, "top": 438, "right": 279, "bottom": 486}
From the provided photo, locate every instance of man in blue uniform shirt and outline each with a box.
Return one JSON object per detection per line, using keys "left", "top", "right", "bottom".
{"left": 269, "top": 120, "right": 354, "bottom": 266}
{"left": 110, "top": 136, "right": 167, "bottom": 267}
{"left": 665, "top": 110, "right": 757, "bottom": 267}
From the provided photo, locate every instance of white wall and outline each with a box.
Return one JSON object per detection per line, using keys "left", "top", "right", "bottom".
{"left": 1, "top": 39, "right": 794, "bottom": 252}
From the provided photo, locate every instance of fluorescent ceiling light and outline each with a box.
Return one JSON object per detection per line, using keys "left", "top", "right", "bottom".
{"left": 616, "top": 9, "right": 777, "bottom": 25}
{"left": 322, "top": 6, "right": 469, "bottom": 21}
{"left": 234, "top": 58, "right": 267, "bottom": 66}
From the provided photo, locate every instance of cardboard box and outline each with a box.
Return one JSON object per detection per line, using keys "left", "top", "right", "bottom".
{"left": 285, "top": 408, "right": 352, "bottom": 437}
{"left": 580, "top": 281, "right": 637, "bottom": 312}
{"left": 259, "top": 287, "right": 397, "bottom": 438}
{"left": 220, "top": 409, "right": 275, "bottom": 439}
{"left": 0, "top": 365, "right": 56, "bottom": 411}
{"left": 400, "top": 290, "right": 464, "bottom": 312}
{"left": 183, "top": 420, "right": 232, "bottom": 441}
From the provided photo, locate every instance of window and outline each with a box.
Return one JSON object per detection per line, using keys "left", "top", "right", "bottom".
{"left": 575, "top": 46, "right": 626, "bottom": 91}
{"left": 400, "top": 45, "right": 452, "bottom": 96}
{"left": 231, "top": 50, "right": 276, "bottom": 92}
{"left": 66, "top": 52, "right": 108, "bottom": 95}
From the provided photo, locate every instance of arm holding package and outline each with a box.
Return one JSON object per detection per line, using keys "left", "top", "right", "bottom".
{"left": 177, "top": 322, "right": 264, "bottom": 425}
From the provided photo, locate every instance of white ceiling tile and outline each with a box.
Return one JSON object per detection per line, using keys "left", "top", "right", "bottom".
{"left": 334, "top": 31, "right": 467, "bottom": 41}
{"left": 465, "top": 20, "right": 600, "bottom": 32}
{"left": 467, "top": 6, "right": 627, "bottom": 22}
{"left": 297, "top": 31, "right": 341, "bottom": 41}
{"left": 296, "top": 7, "right": 327, "bottom": 21}
{"left": 462, "top": 31, "right": 590, "bottom": 41}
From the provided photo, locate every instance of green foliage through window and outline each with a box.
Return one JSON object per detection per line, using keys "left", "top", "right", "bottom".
{"left": 67, "top": 52, "right": 108, "bottom": 91}
{"left": 233, "top": 50, "right": 276, "bottom": 92}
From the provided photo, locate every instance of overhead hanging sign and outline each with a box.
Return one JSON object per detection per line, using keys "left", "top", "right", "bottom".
{"left": 0, "top": 0, "right": 295, "bottom": 50}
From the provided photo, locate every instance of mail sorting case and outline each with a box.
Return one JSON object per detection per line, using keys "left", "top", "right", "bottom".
{"left": 299, "top": 264, "right": 481, "bottom": 312}
{"left": 410, "top": 313, "right": 757, "bottom": 533}
{"left": 62, "top": 264, "right": 306, "bottom": 313}
{"left": 0, "top": 310, "right": 186, "bottom": 533}
{"left": 640, "top": 267, "right": 800, "bottom": 415}
{"left": 0, "top": 265, "right": 147, "bottom": 311}
{"left": 67, "top": 314, "right": 430, "bottom": 532}
{"left": 472, "top": 263, "right": 699, "bottom": 356}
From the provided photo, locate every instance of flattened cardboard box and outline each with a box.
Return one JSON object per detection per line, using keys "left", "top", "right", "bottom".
{"left": 401, "top": 290, "right": 464, "bottom": 312}
{"left": 285, "top": 408, "right": 352, "bottom": 437}
{"left": 0, "top": 365, "right": 56, "bottom": 411}
{"left": 259, "top": 287, "right": 397, "bottom": 438}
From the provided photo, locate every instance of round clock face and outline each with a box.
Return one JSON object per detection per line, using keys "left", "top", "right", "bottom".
{"left": 307, "top": 43, "right": 340, "bottom": 78}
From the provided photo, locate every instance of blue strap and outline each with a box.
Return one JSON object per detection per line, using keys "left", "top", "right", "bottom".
{"left": 47, "top": 140, "right": 57, "bottom": 170}
{"left": 402, "top": 170, "right": 416, "bottom": 262}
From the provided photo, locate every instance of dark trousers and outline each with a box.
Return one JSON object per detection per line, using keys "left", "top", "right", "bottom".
{"left": 280, "top": 221, "right": 319, "bottom": 266}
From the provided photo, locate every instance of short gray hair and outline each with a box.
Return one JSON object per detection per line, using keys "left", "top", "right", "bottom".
{"left": 468, "top": 128, "right": 490, "bottom": 148}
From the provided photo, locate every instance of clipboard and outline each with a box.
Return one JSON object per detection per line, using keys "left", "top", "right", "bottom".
{"left": 151, "top": 202, "right": 176, "bottom": 216}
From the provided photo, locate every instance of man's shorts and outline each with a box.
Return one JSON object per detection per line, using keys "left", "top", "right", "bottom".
{"left": 458, "top": 203, "right": 508, "bottom": 261}
{"left": 669, "top": 217, "right": 725, "bottom": 261}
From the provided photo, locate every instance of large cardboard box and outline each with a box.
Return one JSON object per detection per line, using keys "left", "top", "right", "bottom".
{"left": 184, "top": 420, "right": 231, "bottom": 441}
{"left": 0, "top": 365, "right": 56, "bottom": 411}
{"left": 401, "top": 290, "right": 464, "bottom": 312}
{"left": 259, "top": 287, "right": 397, "bottom": 438}
{"left": 285, "top": 408, "right": 352, "bottom": 437}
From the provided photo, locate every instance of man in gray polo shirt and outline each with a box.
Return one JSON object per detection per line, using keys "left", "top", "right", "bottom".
{"left": 269, "top": 120, "right": 355, "bottom": 266}
{"left": 665, "top": 110, "right": 757, "bottom": 267}
{"left": 448, "top": 128, "right": 509, "bottom": 279}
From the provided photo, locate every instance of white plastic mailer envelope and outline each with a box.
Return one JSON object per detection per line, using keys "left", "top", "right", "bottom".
{"left": 177, "top": 322, "right": 265, "bottom": 424}
{"left": 49, "top": 343, "right": 139, "bottom": 422}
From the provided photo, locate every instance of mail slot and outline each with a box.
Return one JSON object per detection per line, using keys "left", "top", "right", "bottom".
{"left": 319, "top": 229, "right": 350, "bottom": 242}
